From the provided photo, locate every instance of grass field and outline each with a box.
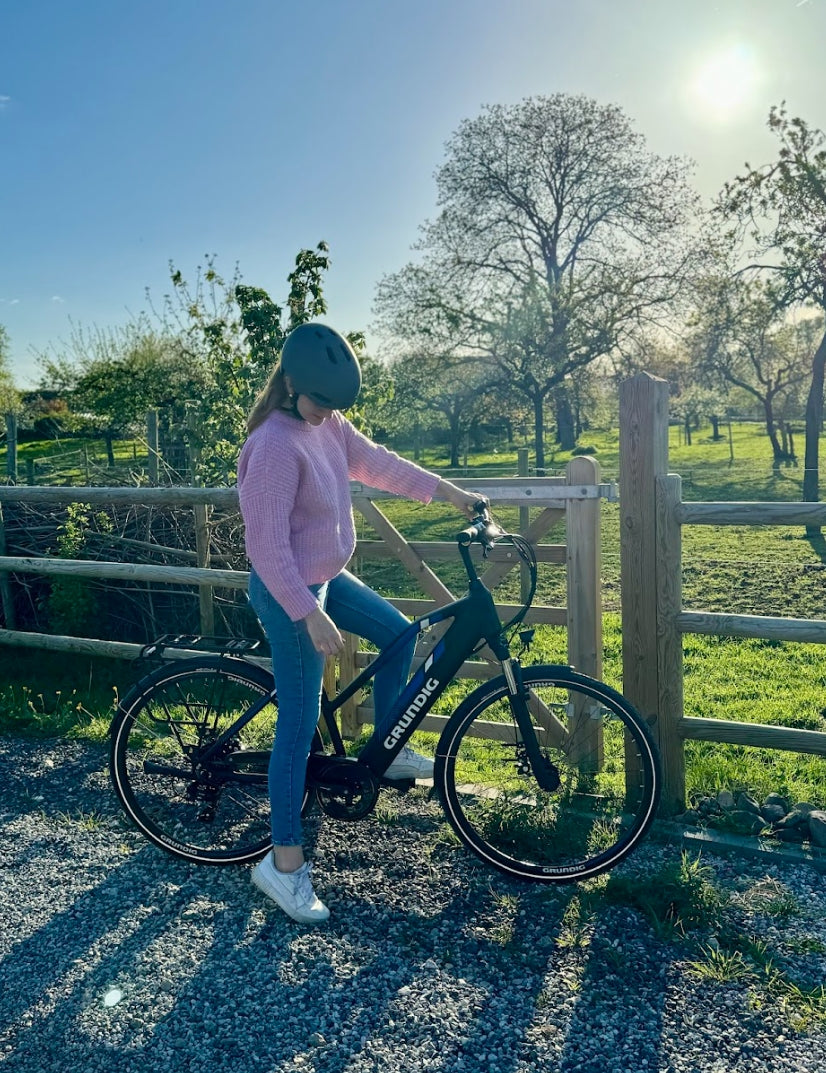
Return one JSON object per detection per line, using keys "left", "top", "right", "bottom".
{"left": 2, "top": 420, "right": 826, "bottom": 808}
{"left": 1, "top": 435, "right": 152, "bottom": 483}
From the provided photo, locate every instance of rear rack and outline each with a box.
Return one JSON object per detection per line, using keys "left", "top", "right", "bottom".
{"left": 138, "top": 634, "right": 263, "bottom": 660}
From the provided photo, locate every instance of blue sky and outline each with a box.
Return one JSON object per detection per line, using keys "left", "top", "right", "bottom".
{"left": 1, "top": 0, "right": 824, "bottom": 386}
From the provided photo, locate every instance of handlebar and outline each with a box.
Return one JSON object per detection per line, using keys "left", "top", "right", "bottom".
{"left": 456, "top": 500, "right": 501, "bottom": 551}
{"left": 455, "top": 499, "right": 538, "bottom": 636}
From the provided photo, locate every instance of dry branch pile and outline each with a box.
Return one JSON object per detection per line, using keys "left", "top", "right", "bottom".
{"left": 0, "top": 498, "right": 261, "bottom": 645}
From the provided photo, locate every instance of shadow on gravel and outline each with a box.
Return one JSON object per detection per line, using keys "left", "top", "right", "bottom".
{"left": 0, "top": 740, "right": 687, "bottom": 1073}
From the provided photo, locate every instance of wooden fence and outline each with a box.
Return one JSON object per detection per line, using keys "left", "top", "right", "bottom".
{"left": 0, "top": 458, "right": 610, "bottom": 737}
{"left": 619, "top": 373, "right": 826, "bottom": 816}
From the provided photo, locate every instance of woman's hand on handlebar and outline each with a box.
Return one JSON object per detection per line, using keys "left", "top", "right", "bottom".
{"left": 436, "top": 479, "right": 485, "bottom": 519}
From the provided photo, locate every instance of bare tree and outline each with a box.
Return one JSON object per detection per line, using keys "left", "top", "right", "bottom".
{"left": 376, "top": 95, "right": 702, "bottom": 467}
{"left": 717, "top": 106, "right": 826, "bottom": 522}
{"left": 688, "top": 276, "right": 809, "bottom": 461}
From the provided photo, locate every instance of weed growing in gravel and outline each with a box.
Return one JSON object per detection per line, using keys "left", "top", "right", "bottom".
{"left": 784, "top": 936, "right": 826, "bottom": 956}
{"left": 373, "top": 794, "right": 401, "bottom": 826}
{"left": 597, "top": 852, "right": 726, "bottom": 939}
{"left": 692, "top": 931, "right": 826, "bottom": 1031}
{"left": 739, "top": 877, "right": 801, "bottom": 920}
{"left": 53, "top": 808, "right": 107, "bottom": 831}
{"left": 487, "top": 889, "right": 519, "bottom": 947}
{"left": 555, "top": 894, "right": 594, "bottom": 950}
{"left": 687, "top": 945, "right": 753, "bottom": 983}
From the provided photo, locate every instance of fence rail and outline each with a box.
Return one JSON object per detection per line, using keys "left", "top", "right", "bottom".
{"left": 0, "top": 466, "right": 606, "bottom": 738}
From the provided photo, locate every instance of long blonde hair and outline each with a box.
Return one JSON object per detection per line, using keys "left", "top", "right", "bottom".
{"left": 247, "top": 362, "right": 291, "bottom": 433}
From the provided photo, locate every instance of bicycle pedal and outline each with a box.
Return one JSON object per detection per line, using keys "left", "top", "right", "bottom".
{"left": 380, "top": 776, "right": 416, "bottom": 793}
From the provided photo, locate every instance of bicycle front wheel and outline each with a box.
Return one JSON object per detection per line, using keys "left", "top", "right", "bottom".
{"left": 435, "top": 665, "right": 660, "bottom": 883}
{"left": 110, "top": 656, "right": 322, "bottom": 865}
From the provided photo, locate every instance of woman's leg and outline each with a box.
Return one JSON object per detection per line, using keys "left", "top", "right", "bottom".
{"left": 324, "top": 570, "right": 415, "bottom": 728}
{"left": 248, "top": 570, "right": 327, "bottom": 859}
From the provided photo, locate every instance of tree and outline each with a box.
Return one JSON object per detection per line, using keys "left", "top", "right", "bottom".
{"left": 375, "top": 94, "right": 701, "bottom": 468}
{"left": 38, "top": 320, "right": 208, "bottom": 468}
{"left": 717, "top": 106, "right": 826, "bottom": 520}
{"left": 0, "top": 325, "right": 20, "bottom": 416}
{"left": 158, "top": 244, "right": 368, "bottom": 484}
{"left": 687, "top": 276, "right": 809, "bottom": 461}
{"left": 386, "top": 348, "right": 498, "bottom": 466}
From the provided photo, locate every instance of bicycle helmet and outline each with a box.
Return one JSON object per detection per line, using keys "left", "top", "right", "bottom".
{"left": 280, "top": 323, "right": 362, "bottom": 410}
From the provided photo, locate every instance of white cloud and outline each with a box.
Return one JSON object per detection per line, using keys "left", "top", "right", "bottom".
{"left": 50, "top": 295, "right": 65, "bottom": 303}
{"left": 0, "top": 96, "right": 10, "bottom": 110}
{"left": 0, "top": 297, "right": 20, "bottom": 305}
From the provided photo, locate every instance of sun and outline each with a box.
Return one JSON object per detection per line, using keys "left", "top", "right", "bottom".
{"left": 688, "top": 44, "right": 760, "bottom": 121}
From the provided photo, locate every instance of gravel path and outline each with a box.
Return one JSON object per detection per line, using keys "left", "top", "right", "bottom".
{"left": 1, "top": 736, "right": 826, "bottom": 1073}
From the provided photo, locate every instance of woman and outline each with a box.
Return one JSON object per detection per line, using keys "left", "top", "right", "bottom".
{"left": 237, "top": 323, "right": 478, "bottom": 924}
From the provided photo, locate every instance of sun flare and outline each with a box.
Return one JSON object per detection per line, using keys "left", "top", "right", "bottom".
{"left": 689, "top": 45, "right": 759, "bottom": 121}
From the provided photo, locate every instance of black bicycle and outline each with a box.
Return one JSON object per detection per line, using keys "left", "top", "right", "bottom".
{"left": 109, "top": 504, "right": 661, "bottom": 883}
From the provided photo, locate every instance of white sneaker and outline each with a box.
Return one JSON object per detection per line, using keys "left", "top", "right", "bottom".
{"left": 251, "top": 853, "right": 330, "bottom": 924}
{"left": 384, "top": 746, "right": 434, "bottom": 781}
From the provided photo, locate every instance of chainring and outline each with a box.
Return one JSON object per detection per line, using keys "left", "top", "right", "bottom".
{"left": 313, "top": 757, "right": 380, "bottom": 820}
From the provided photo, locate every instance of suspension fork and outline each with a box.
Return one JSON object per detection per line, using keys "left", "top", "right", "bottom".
{"left": 500, "top": 656, "right": 561, "bottom": 793}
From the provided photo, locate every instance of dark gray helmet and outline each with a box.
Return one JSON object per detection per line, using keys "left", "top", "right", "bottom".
{"left": 280, "top": 323, "right": 361, "bottom": 409}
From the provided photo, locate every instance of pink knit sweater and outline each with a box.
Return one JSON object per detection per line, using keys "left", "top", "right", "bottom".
{"left": 237, "top": 409, "right": 440, "bottom": 621}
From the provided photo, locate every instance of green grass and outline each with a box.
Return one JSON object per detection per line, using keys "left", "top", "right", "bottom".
{"left": 1, "top": 435, "right": 150, "bottom": 483}
{"left": 0, "top": 651, "right": 134, "bottom": 740}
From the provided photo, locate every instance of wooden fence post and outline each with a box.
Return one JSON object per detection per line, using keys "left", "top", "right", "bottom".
{"left": 5, "top": 414, "right": 17, "bottom": 482}
{"left": 656, "top": 473, "right": 686, "bottom": 812}
{"left": 565, "top": 455, "right": 602, "bottom": 679}
{"left": 518, "top": 448, "right": 531, "bottom": 604}
{"left": 338, "top": 632, "right": 361, "bottom": 739}
{"left": 619, "top": 373, "right": 685, "bottom": 814}
{"left": 146, "top": 410, "right": 159, "bottom": 485}
{"left": 565, "top": 456, "right": 603, "bottom": 769}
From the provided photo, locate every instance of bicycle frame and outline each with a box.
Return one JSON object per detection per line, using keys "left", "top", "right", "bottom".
{"left": 195, "top": 559, "right": 534, "bottom": 780}
{"left": 328, "top": 575, "right": 507, "bottom": 775}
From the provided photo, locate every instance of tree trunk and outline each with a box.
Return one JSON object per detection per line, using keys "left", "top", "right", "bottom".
{"left": 554, "top": 386, "right": 576, "bottom": 451}
{"left": 449, "top": 412, "right": 462, "bottom": 468}
{"left": 803, "top": 329, "right": 826, "bottom": 535}
{"left": 533, "top": 393, "right": 545, "bottom": 472}
{"left": 763, "top": 398, "right": 786, "bottom": 462}
{"left": 710, "top": 414, "right": 720, "bottom": 440}
{"left": 104, "top": 431, "right": 116, "bottom": 468}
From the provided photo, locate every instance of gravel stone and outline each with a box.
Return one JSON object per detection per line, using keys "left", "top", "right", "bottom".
{"left": 2, "top": 736, "right": 826, "bottom": 1073}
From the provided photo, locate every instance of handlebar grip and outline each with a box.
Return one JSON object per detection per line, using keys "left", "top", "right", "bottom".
{"left": 457, "top": 524, "right": 479, "bottom": 547}
{"left": 457, "top": 514, "right": 499, "bottom": 548}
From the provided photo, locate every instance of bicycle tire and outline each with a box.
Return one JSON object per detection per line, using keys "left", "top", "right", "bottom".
{"left": 109, "top": 656, "right": 323, "bottom": 865}
{"left": 435, "top": 664, "right": 660, "bottom": 883}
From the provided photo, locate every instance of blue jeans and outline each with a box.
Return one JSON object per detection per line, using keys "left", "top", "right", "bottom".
{"left": 248, "top": 568, "right": 416, "bottom": 846}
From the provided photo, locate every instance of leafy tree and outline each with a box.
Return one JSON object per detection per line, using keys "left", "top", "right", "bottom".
{"left": 385, "top": 348, "right": 498, "bottom": 466}
{"left": 687, "top": 276, "right": 808, "bottom": 460}
{"left": 0, "top": 325, "right": 20, "bottom": 416}
{"left": 375, "top": 94, "right": 702, "bottom": 467}
{"left": 158, "top": 244, "right": 368, "bottom": 484}
{"left": 717, "top": 106, "right": 826, "bottom": 517}
{"left": 38, "top": 320, "right": 208, "bottom": 467}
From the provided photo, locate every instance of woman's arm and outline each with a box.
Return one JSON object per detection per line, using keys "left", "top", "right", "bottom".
{"left": 433, "top": 478, "right": 482, "bottom": 518}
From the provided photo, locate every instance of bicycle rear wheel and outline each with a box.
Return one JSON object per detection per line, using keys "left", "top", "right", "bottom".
{"left": 435, "top": 664, "right": 660, "bottom": 882}
{"left": 110, "top": 656, "right": 322, "bottom": 865}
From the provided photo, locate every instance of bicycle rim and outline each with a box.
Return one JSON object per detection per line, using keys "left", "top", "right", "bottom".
{"left": 436, "top": 666, "right": 660, "bottom": 882}
{"left": 111, "top": 659, "right": 310, "bottom": 865}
